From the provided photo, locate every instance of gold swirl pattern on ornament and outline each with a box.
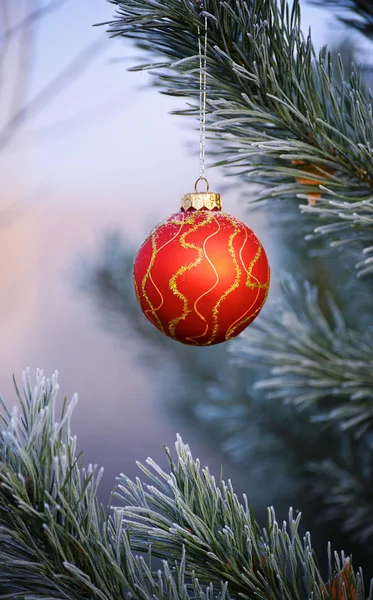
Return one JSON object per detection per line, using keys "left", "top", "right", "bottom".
{"left": 186, "top": 215, "right": 221, "bottom": 344}
{"left": 168, "top": 212, "right": 215, "bottom": 341}
{"left": 140, "top": 221, "right": 167, "bottom": 333}
{"left": 209, "top": 214, "right": 242, "bottom": 345}
{"left": 225, "top": 241, "right": 270, "bottom": 339}
{"left": 244, "top": 244, "right": 268, "bottom": 290}
{"left": 145, "top": 220, "right": 184, "bottom": 320}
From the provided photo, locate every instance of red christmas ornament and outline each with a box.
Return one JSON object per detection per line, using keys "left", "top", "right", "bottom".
{"left": 133, "top": 182, "right": 270, "bottom": 346}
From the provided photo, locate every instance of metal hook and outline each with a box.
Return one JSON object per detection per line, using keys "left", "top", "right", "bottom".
{"left": 194, "top": 177, "right": 210, "bottom": 192}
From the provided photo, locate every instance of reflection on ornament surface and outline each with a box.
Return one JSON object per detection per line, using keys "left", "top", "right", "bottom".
{"left": 133, "top": 209, "right": 270, "bottom": 346}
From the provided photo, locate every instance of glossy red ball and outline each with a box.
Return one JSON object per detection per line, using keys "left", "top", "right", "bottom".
{"left": 133, "top": 210, "right": 270, "bottom": 346}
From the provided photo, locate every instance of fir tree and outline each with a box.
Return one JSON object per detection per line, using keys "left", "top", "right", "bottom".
{"left": 1, "top": 0, "right": 373, "bottom": 597}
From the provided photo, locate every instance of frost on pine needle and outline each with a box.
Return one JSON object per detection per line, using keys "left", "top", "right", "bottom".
{"left": 0, "top": 370, "right": 369, "bottom": 598}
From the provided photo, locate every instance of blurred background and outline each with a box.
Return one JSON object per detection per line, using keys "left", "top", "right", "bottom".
{"left": 0, "top": 0, "right": 369, "bottom": 514}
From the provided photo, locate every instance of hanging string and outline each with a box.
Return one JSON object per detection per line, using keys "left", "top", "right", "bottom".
{"left": 197, "top": 14, "right": 208, "bottom": 181}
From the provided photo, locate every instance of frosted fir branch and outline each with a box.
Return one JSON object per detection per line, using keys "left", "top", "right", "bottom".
{"left": 0, "top": 368, "right": 371, "bottom": 598}
{"left": 76, "top": 232, "right": 169, "bottom": 352}
{"left": 106, "top": 0, "right": 373, "bottom": 258}
{"left": 0, "top": 369, "right": 229, "bottom": 599}
{"left": 301, "top": 196, "right": 373, "bottom": 275}
{"left": 229, "top": 275, "right": 373, "bottom": 435}
{"left": 113, "top": 434, "right": 369, "bottom": 600}
{"left": 308, "top": 448, "right": 373, "bottom": 543}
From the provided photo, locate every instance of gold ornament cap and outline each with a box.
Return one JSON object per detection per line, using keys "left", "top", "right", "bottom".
{"left": 181, "top": 177, "right": 222, "bottom": 211}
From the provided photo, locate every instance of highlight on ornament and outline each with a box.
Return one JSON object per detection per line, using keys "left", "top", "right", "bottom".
{"left": 133, "top": 179, "right": 270, "bottom": 346}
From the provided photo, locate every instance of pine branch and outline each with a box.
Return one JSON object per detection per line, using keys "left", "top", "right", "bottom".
{"left": 105, "top": 0, "right": 373, "bottom": 269}
{"left": 0, "top": 369, "right": 227, "bottom": 599}
{"left": 0, "top": 369, "right": 123, "bottom": 599}
{"left": 302, "top": 197, "right": 373, "bottom": 276}
{"left": 229, "top": 275, "right": 373, "bottom": 435}
{"left": 308, "top": 435, "right": 373, "bottom": 543}
{"left": 76, "top": 232, "right": 167, "bottom": 350}
{"left": 1, "top": 368, "right": 370, "bottom": 598}
{"left": 113, "top": 434, "right": 368, "bottom": 600}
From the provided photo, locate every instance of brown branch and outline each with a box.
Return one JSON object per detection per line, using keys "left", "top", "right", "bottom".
{"left": 0, "top": 0, "right": 71, "bottom": 44}
{"left": 8, "top": 0, "right": 37, "bottom": 123}
{"left": 0, "top": 35, "right": 107, "bottom": 153}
